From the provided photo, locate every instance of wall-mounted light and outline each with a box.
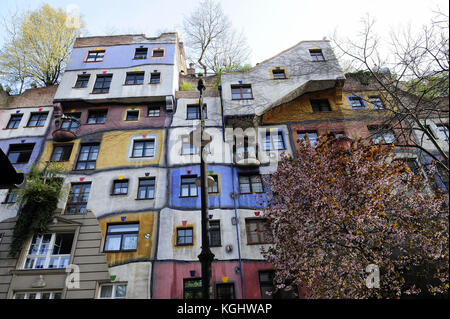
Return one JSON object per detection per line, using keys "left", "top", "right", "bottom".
{"left": 226, "top": 245, "right": 233, "bottom": 253}
{"left": 231, "top": 217, "right": 237, "bottom": 225}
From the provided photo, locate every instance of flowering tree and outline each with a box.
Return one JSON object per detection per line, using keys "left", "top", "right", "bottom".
{"left": 262, "top": 135, "right": 448, "bottom": 298}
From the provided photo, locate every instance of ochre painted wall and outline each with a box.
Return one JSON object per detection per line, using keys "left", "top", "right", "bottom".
{"left": 98, "top": 211, "right": 157, "bottom": 266}
{"left": 262, "top": 88, "right": 392, "bottom": 124}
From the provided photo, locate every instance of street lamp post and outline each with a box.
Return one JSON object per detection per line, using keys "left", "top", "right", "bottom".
{"left": 196, "top": 79, "right": 215, "bottom": 299}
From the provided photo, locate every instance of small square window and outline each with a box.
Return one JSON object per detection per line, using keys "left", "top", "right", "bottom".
{"left": 137, "top": 178, "right": 155, "bottom": 199}
{"left": 86, "top": 50, "right": 105, "bottom": 62}
{"left": 348, "top": 96, "right": 365, "bottom": 109}
{"left": 92, "top": 75, "right": 112, "bottom": 93}
{"left": 99, "top": 284, "right": 127, "bottom": 299}
{"left": 74, "top": 75, "right": 90, "bottom": 88}
{"left": 309, "top": 49, "right": 325, "bottom": 61}
{"left": 231, "top": 84, "right": 253, "bottom": 100}
{"left": 246, "top": 218, "right": 271, "bottom": 244}
{"left": 181, "top": 176, "right": 198, "bottom": 197}
{"left": 125, "top": 72, "right": 144, "bottom": 85}
{"left": 238, "top": 174, "right": 263, "bottom": 194}
{"left": 125, "top": 110, "right": 139, "bottom": 121}
{"left": 87, "top": 110, "right": 107, "bottom": 124}
{"left": 150, "top": 72, "right": 161, "bottom": 84}
{"left": 298, "top": 131, "right": 319, "bottom": 147}
{"left": 216, "top": 283, "right": 235, "bottom": 299}
{"left": 112, "top": 179, "right": 128, "bottom": 195}
{"left": 176, "top": 227, "right": 193, "bottom": 246}
{"left": 61, "top": 113, "right": 81, "bottom": 132}
{"left": 184, "top": 278, "right": 203, "bottom": 299}
{"left": 369, "top": 96, "right": 384, "bottom": 110}
{"left": 272, "top": 69, "right": 286, "bottom": 79}
{"left": 65, "top": 183, "right": 91, "bottom": 214}
{"left": 134, "top": 48, "right": 148, "bottom": 59}
{"left": 6, "top": 114, "right": 23, "bottom": 129}
{"left": 7, "top": 143, "right": 35, "bottom": 164}
{"left": 132, "top": 139, "right": 155, "bottom": 158}
{"left": 50, "top": 144, "right": 73, "bottom": 162}
{"left": 207, "top": 175, "right": 219, "bottom": 194}
{"left": 152, "top": 49, "right": 164, "bottom": 57}
{"left": 75, "top": 144, "right": 99, "bottom": 170}
{"left": 310, "top": 99, "right": 331, "bottom": 112}
{"left": 104, "top": 224, "right": 139, "bottom": 252}
{"left": 27, "top": 112, "right": 48, "bottom": 127}
{"left": 187, "top": 104, "right": 207, "bottom": 119}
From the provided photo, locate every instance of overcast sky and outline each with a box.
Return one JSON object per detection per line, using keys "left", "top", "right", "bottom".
{"left": 1, "top": 0, "right": 449, "bottom": 66}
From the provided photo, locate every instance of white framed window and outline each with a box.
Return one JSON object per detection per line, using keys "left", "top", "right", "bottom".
{"left": 23, "top": 233, "right": 74, "bottom": 270}
{"left": 263, "top": 130, "right": 286, "bottom": 151}
{"left": 14, "top": 291, "right": 62, "bottom": 299}
{"left": 98, "top": 283, "right": 127, "bottom": 299}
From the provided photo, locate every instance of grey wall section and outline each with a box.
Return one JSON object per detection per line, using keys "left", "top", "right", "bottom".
{"left": 0, "top": 210, "right": 110, "bottom": 299}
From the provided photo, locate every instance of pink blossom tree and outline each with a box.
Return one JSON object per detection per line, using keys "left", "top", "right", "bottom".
{"left": 262, "top": 135, "right": 448, "bottom": 298}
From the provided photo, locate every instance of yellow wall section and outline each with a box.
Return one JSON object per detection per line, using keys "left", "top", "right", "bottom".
{"left": 97, "top": 129, "right": 164, "bottom": 168}
{"left": 39, "top": 129, "right": 164, "bottom": 171}
{"left": 262, "top": 88, "right": 392, "bottom": 124}
{"left": 98, "top": 212, "right": 157, "bottom": 266}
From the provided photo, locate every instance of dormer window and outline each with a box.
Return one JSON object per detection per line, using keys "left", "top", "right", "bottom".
{"left": 309, "top": 49, "right": 325, "bottom": 62}
{"left": 134, "top": 48, "right": 148, "bottom": 59}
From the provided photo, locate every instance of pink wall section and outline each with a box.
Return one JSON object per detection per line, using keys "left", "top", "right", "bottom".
{"left": 152, "top": 260, "right": 280, "bottom": 299}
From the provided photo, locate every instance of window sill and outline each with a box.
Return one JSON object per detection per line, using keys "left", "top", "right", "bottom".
{"left": 231, "top": 98, "right": 254, "bottom": 101}
{"left": 104, "top": 249, "right": 137, "bottom": 253}
{"left": 11, "top": 268, "right": 67, "bottom": 275}
{"left": 135, "top": 198, "right": 155, "bottom": 200}
{"left": 111, "top": 193, "right": 128, "bottom": 196}
{"left": 123, "top": 84, "right": 144, "bottom": 86}
{"left": 72, "top": 86, "right": 88, "bottom": 89}
{"left": 149, "top": 82, "right": 161, "bottom": 85}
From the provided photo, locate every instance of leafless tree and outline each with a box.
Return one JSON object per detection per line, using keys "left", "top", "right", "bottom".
{"left": 182, "top": 0, "right": 251, "bottom": 75}
{"left": 332, "top": 11, "right": 449, "bottom": 179}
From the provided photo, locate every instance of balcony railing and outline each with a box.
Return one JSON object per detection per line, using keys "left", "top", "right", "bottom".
{"left": 52, "top": 115, "right": 80, "bottom": 142}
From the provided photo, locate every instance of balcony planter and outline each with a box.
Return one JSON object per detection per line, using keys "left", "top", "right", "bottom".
{"left": 52, "top": 128, "right": 77, "bottom": 142}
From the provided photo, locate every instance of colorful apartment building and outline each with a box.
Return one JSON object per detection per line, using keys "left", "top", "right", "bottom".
{"left": 0, "top": 34, "right": 445, "bottom": 299}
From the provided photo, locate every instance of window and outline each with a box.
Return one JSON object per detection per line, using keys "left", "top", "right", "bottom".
{"left": 348, "top": 96, "right": 365, "bottom": 109}
{"left": 368, "top": 126, "right": 396, "bottom": 144}
{"left": 264, "top": 131, "right": 286, "bottom": 151}
{"left": 309, "top": 49, "right": 325, "bottom": 61}
{"left": 181, "top": 135, "right": 199, "bottom": 155}
{"left": 246, "top": 218, "right": 270, "bottom": 244}
{"left": 125, "top": 110, "right": 140, "bottom": 121}
{"left": 75, "top": 144, "right": 99, "bottom": 170}
{"left": 61, "top": 113, "right": 81, "bottom": 132}
{"left": 24, "top": 233, "right": 74, "bottom": 269}
{"left": 50, "top": 144, "right": 73, "bottom": 162}
{"left": 112, "top": 179, "right": 128, "bottom": 195}
{"left": 92, "top": 74, "right": 112, "bottom": 93}
{"left": 74, "top": 74, "right": 90, "bottom": 88}
{"left": 297, "top": 131, "right": 318, "bottom": 147}
{"left": 272, "top": 69, "right": 286, "bottom": 79}
{"left": 7, "top": 143, "right": 34, "bottom": 164}
{"left": 181, "top": 176, "right": 198, "bottom": 197}
{"left": 132, "top": 139, "right": 155, "bottom": 158}
{"left": 6, "top": 114, "right": 23, "bottom": 129}
{"left": 134, "top": 47, "right": 148, "bottom": 59}
{"left": 184, "top": 278, "right": 203, "bottom": 299}
{"left": 176, "top": 227, "right": 193, "bottom": 246}
{"left": 137, "top": 178, "right": 155, "bottom": 199}
{"left": 437, "top": 124, "right": 449, "bottom": 140}
{"left": 187, "top": 104, "right": 207, "bottom": 120}
{"left": 27, "top": 112, "right": 48, "bottom": 127}
{"left": 152, "top": 49, "right": 164, "bottom": 57}
{"left": 3, "top": 188, "right": 17, "bottom": 204}
{"left": 238, "top": 174, "right": 263, "bottom": 194}
{"left": 87, "top": 110, "right": 107, "bottom": 124}
{"left": 310, "top": 99, "right": 332, "bottom": 112}
{"left": 231, "top": 84, "right": 253, "bottom": 100}
{"left": 207, "top": 175, "right": 219, "bottom": 194}
{"left": 259, "top": 270, "right": 274, "bottom": 299}
{"left": 14, "top": 291, "right": 62, "bottom": 299}
{"left": 148, "top": 103, "right": 161, "bottom": 117}
{"left": 150, "top": 72, "right": 161, "bottom": 84}
{"left": 98, "top": 284, "right": 127, "bottom": 299}
{"left": 209, "top": 220, "right": 221, "bottom": 247}
{"left": 369, "top": 96, "right": 384, "bottom": 109}
{"left": 65, "top": 183, "right": 91, "bottom": 214}
{"left": 104, "top": 223, "right": 139, "bottom": 252}
{"left": 86, "top": 50, "right": 105, "bottom": 62}
{"left": 216, "top": 283, "right": 235, "bottom": 299}
{"left": 125, "top": 72, "right": 144, "bottom": 85}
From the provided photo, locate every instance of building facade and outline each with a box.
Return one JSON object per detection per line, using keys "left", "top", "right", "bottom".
{"left": 0, "top": 34, "right": 445, "bottom": 299}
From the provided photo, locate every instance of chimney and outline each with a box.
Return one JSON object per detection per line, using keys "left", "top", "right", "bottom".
{"left": 187, "top": 63, "right": 196, "bottom": 77}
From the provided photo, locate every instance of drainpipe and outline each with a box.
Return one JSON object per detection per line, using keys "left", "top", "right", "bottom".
{"left": 219, "top": 85, "right": 245, "bottom": 299}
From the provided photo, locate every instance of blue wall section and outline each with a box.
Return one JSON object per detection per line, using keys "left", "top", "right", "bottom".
{"left": 170, "top": 165, "right": 268, "bottom": 209}
{"left": 66, "top": 44, "right": 176, "bottom": 71}
{"left": 0, "top": 137, "right": 45, "bottom": 174}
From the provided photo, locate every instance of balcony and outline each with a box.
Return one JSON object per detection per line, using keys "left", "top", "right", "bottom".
{"left": 52, "top": 114, "right": 80, "bottom": 142}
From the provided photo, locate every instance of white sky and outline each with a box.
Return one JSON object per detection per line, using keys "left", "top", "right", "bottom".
{"left": 0, "top": 0, "right": 449, "bottom": 66}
